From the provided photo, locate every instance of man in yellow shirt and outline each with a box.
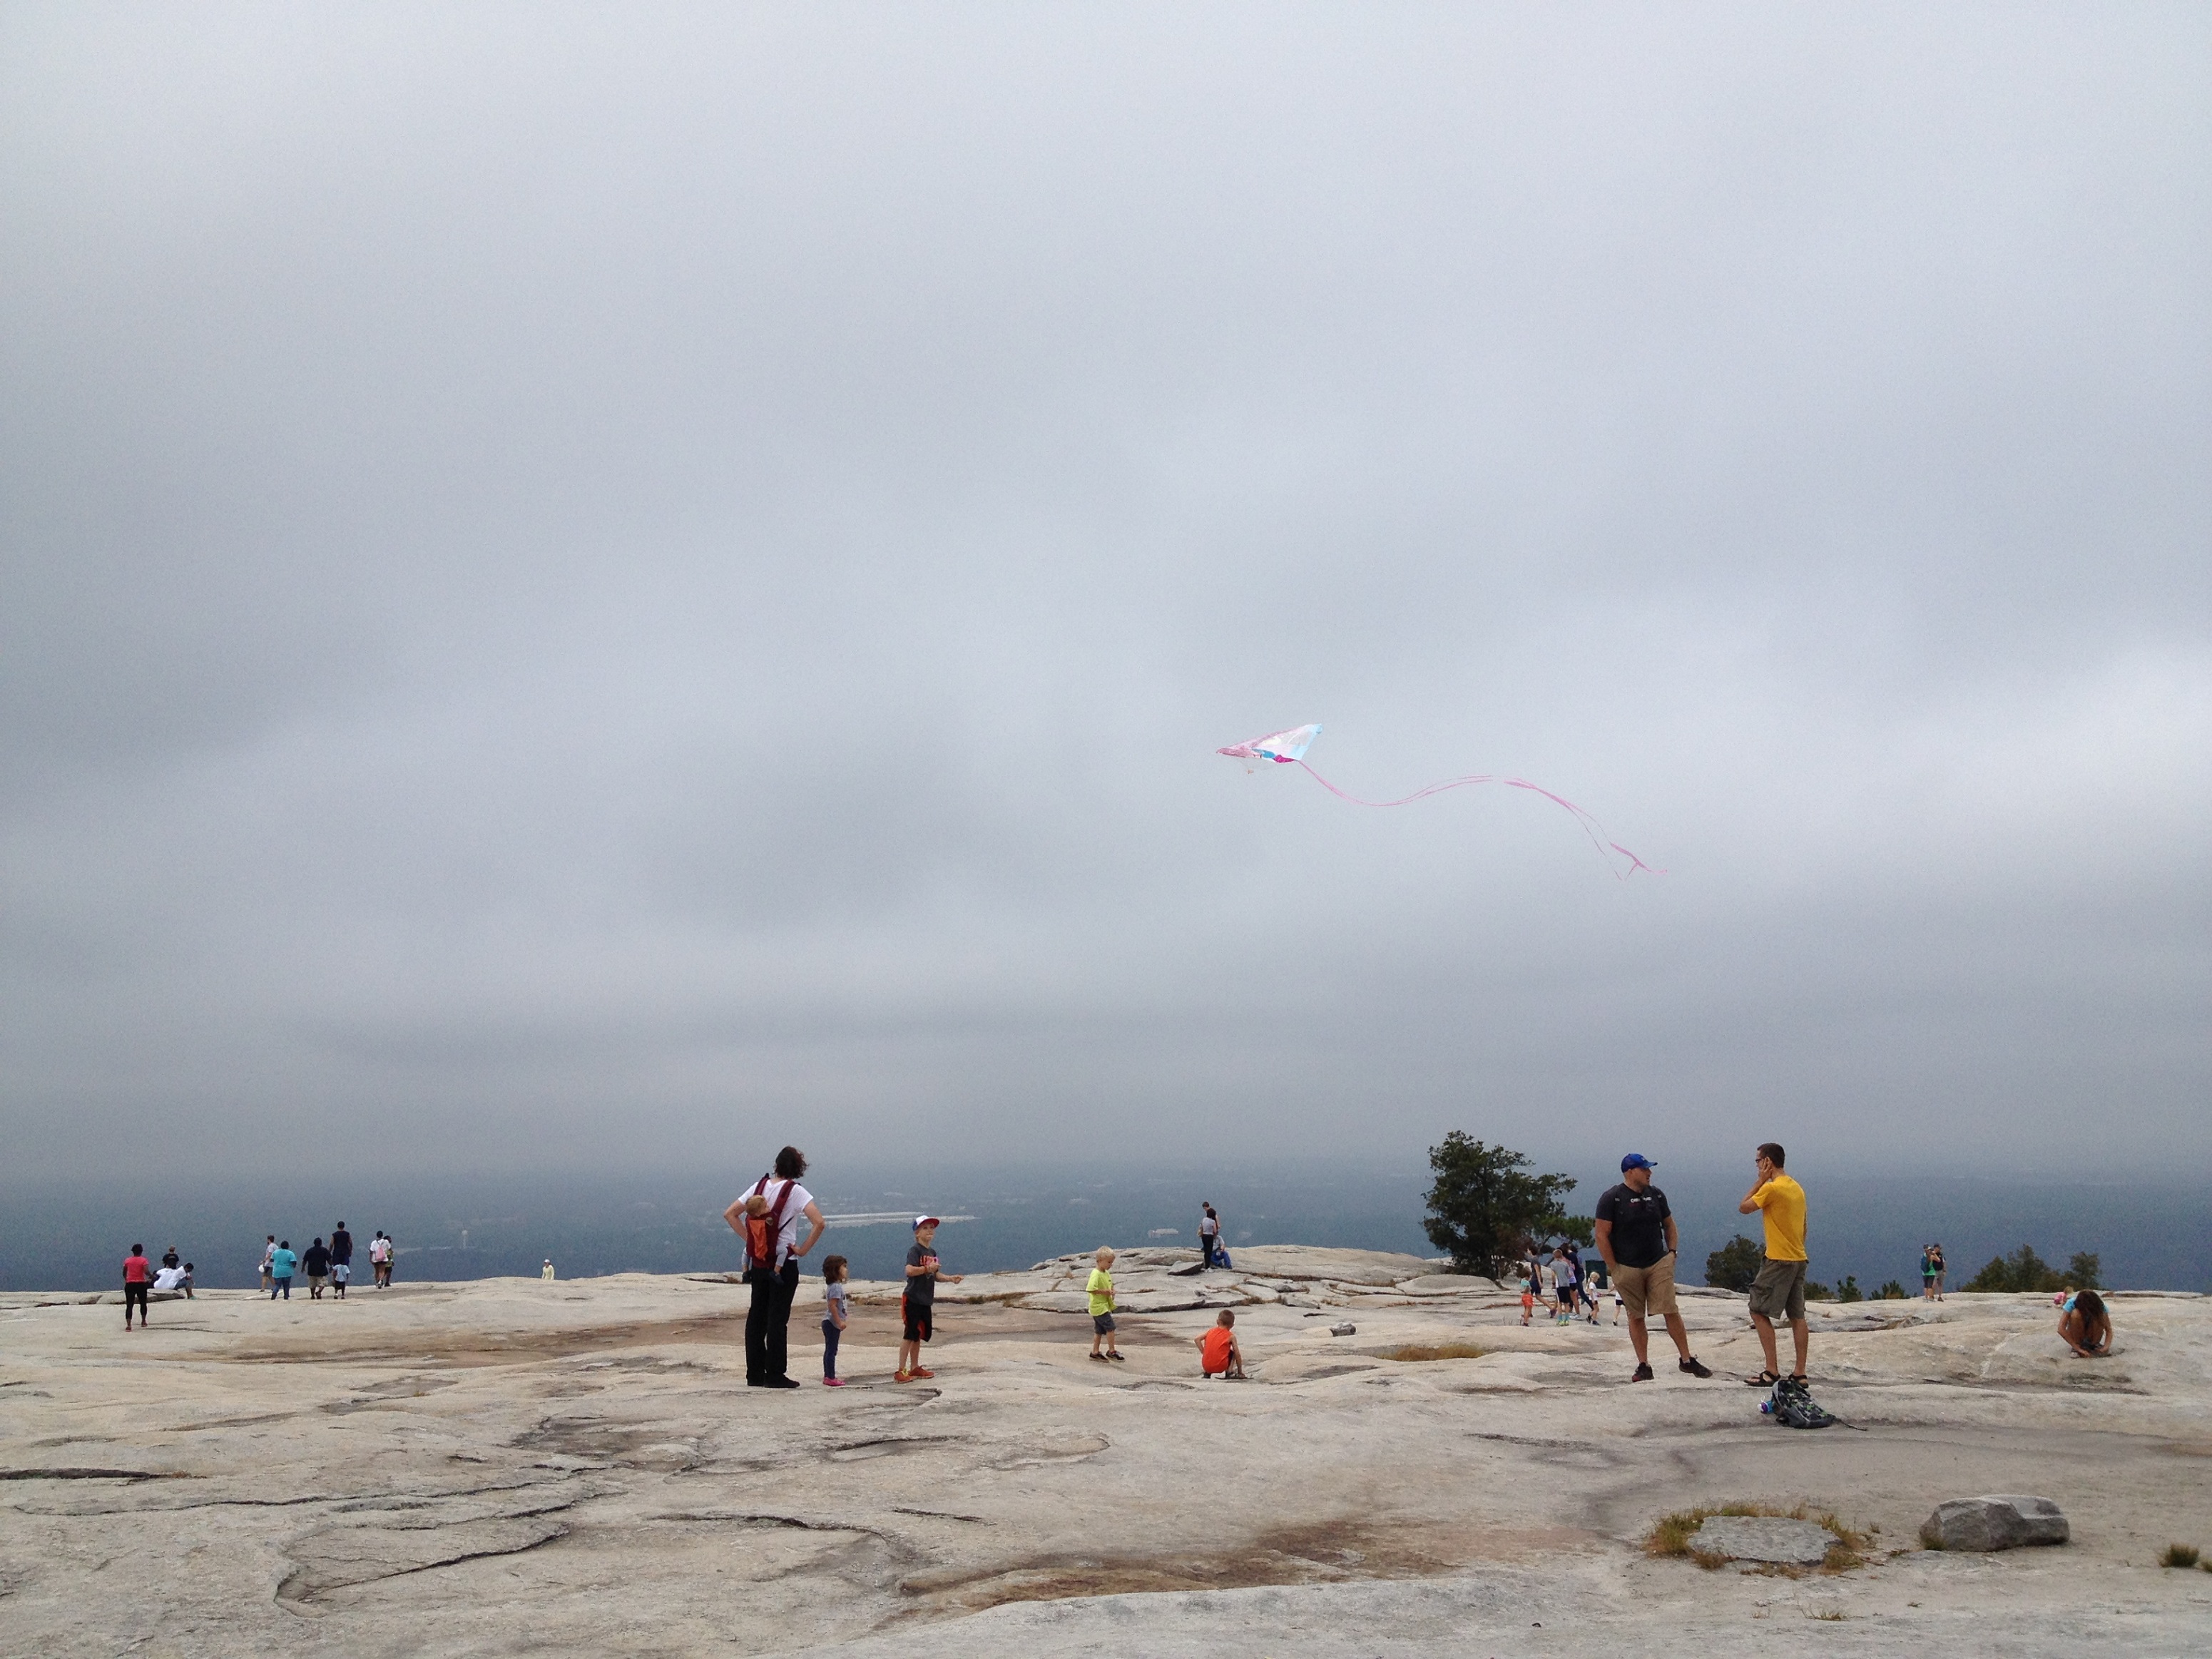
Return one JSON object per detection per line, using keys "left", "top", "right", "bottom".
{"left": 1738, "top": 1142, "right": 1809, "bottom": 1386}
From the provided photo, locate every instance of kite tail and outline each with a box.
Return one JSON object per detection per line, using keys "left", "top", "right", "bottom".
{"left": 1294, "top": 760, "right": 1660, "bottom": 878}
{"left": 1292, "top": 759, "right": 1497, "bottom": 808}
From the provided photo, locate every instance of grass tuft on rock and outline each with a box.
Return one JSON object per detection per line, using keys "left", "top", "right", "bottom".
{"left": 1378, "top": 1342, "right": 1489, "bottom": 1363}
{"left": 2158, "top": 1543, "right": 2201, "bottom": 1569}
{"left": 1645, "top": 1502, "right": 1870, "bottom": 1575}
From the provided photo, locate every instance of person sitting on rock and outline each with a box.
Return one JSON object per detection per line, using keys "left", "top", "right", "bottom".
{"left": 1195, "top": 1309, "right": 1246, "bottom": 1379}
{"left": 2058, "top": 1290, "right": 2111, "bottom": 1357}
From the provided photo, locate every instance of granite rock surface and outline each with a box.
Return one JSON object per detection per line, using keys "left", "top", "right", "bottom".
{"left": 4, "top": 1252, "right": 2209, "bottom": 1655}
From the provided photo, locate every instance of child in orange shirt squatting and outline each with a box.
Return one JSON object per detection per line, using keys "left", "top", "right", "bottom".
{"left": 1196, "top": 1309, "right": 1247, "bottom": 1379}
{"left": 898, "top": 1217, "right": 961, "bottom": 1382}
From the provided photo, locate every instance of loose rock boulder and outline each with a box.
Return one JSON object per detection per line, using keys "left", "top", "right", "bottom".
{"left": 1922, "top": 1495, "right": 2069, "bottom": 1551}
{"left": 1686, "top": 1516, "right": 1835, "bottom": 1565}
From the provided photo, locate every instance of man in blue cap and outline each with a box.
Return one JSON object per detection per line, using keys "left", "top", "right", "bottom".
{"left": 1594, "top": 1154, "right": 1713, "bottom": 1383}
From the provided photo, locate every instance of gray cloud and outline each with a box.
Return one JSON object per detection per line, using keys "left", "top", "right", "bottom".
{"left": 4, "top": 4, "right": 2207, "bottom": 1180}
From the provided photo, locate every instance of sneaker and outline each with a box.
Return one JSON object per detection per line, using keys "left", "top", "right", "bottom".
{"left": 1107, "top": 1352, "right": 1126, "bottom": 1362}
{"left": 1631, "top": 1362, "right": 1654, "bottom": 1382}
{"left": 823, "top": 1377, "right": 845, "bottom": 1387}
{"left": 1678, "top": 1356, "right": 1713, "bottom": 1379}
{"left": 763, "top": 1375, "right": 801, "bottom": 1389}
{"left": 909, "top": 1366, "right": 935, "bottom": 1379}
{"left": 894, "top": 1369, "right": 914, "bottom": 1383}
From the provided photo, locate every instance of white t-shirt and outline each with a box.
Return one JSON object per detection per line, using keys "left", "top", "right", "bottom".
{"left": 1198, "top": 1214, "right": 1218, "bottom": 1237}
{"left": 370, "top": 1237, "right": 392, "bottom": 1264}
{"left": 753, "top": 1178, "right": 815, "bottom": 1263}
{"left": 260, "top": 1242, "right": 276, "bottom": 1269}
{"left": 153, "top": 1266, "right": 188, "bottom": 1291}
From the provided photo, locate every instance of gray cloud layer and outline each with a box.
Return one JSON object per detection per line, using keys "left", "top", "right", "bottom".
{"left": 4, "top": 5, "right": 2207, "bottom": 1180}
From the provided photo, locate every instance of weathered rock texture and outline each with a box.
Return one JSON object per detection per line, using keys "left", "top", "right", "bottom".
{"left": 1689, "top": 1515, "right": 1837, "bottom": 1564}
{"left": 1923, "top": 1494, "right": 2071, "bottom": 1551}
{"left": 3, "top": 1252, "right": 2208, "bottom": 1655}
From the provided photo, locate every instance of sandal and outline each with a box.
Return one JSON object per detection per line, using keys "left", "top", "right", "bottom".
{"left": 1107, "top": 1352, "right": 1126, "bottom": 1362}
{"left": 1089, "top": 1352, "right": 1110, "bottom": 1362}
{"left": 1745, "top": 1369, "right": 1781, "bottom": 1388}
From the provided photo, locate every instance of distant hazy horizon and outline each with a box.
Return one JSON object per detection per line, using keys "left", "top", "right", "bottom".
{"left": 7, "top": 1157, "right": 2200, "bottom": 1300}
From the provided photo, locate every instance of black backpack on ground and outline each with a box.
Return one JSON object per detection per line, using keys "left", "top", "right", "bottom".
{"left": 1770, "top": 1375, "right": 1838, "bottom": 1429}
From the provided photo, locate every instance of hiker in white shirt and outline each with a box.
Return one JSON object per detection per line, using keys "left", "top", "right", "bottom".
{"left": 723, "top": 1145, "right": 826, "bottom": 1389}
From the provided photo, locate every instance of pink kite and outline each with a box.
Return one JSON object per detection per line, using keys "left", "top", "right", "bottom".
{"left": 1217, "top": 723, "right": 1657, "bottom": 877}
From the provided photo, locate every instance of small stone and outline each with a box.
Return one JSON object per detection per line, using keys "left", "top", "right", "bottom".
{"left": 1922, "top": 1496, "right": 2068, "bottom": 1551}
{"left": 1686, "top": 1516, "right": 1835, "bottom": 1565}
{"left": 1329, "top": 1322, "right": 1357, "bottom": 1337}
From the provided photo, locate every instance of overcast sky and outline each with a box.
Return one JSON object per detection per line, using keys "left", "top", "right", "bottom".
{"left": 4, "top": 5, "right": 2207, "bottom": 1185}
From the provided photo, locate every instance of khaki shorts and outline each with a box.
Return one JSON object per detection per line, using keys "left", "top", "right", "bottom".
{"left": 1749, "top": 1257, "right": 1808, "bottom": 1322}
{"left": 1610, "top": 1253, "right": 1678, "bottom": 1319}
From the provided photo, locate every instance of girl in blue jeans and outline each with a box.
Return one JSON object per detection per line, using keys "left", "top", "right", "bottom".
{"left": 821, "top": 1256, "right": 850, "bottom": 1387}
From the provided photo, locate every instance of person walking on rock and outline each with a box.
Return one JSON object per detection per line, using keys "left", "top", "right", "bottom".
{"left": 370, "top": 1231, "right": 393, "bottom": 1288}
{"left": 123, "top": 1243, "right": 152, "bottom": 1330}
{"left": 1549, "top": 1245, "right": 1579, "bottom": 1326}
{"left": 260, "top": 1235, "right": 277, "bottom": 1293}
{"left": 1739, "top": 1142, "right": 1810, "bottom": 1387}
{"left": 269, "top": 1240, "right": 297, "bottom": 1300}
{"left": 330, "top": 1223, "right": 353, "bottom": 1298}
{"left": 1594, "top": 1155, "right": 1713, "bottom": 1382}
{"left": 724, "top": 1146, "right": 825, "bottom": 1389}
{"left": 303, "top": 1237, "right": 332, "bottom": 1299}
{"left": 1087, "top": 1247, "right": 1123, "bottom": 1362}
{"left": 1198, "top": 1203, "right": 1220, "bottom": 1269}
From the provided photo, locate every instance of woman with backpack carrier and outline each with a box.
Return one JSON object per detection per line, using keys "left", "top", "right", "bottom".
{"left": 723, "top": 1147, "right": 826, "bottom": 1389}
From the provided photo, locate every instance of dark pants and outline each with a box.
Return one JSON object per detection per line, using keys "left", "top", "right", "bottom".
{"left": 822, "top": 1318, "right": 842, "bottom": 1379}
{"left": 745, "top": 1259, "right": 800, "bottom": 1382}
{"left": 1201, "top": 1235, "right": 1216, "bottom": 1267}
{"left": 125, "top": 1284, "right": 149, "bottom": 1322}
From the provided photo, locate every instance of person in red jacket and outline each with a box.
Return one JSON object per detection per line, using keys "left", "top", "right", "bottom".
{"left": 122, "top": 1244, "right": 151, "bottom": 1330}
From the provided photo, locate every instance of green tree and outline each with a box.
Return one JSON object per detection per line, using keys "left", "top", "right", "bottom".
{"left": 2067, "top": 1251, "right": 2104, "bottom": 1290}
{"left": 1964, "top": 1244, "right": 2071, "bottom": 1293}
{"left": 1705, "top": 1235, "right": 1762, "bottom": 1292}
{"left": 1836, "top": 1275, "right": 1862, "bottom": 1304}
{"left": 1555, "top": 1215, "right": 1596, "bottom": 1247}
{"left": 1422, "top": 1133, "right": 1576, "bottom": 1279}
{"left": 1805, "top": 1280, "right": 1834, "bottom": 1301}
{"left": 1877, "top": 1280, "right": 1908, "bottom": 1300}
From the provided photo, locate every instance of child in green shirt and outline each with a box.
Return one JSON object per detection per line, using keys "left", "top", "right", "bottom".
{"left": 1086, "top": 1247, "right": 1123, "bottom": 1362}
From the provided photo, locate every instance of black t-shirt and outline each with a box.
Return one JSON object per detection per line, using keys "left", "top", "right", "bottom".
{"left": 904, "top": 1242, "right": 939, "bottom": 1305}
{"left": 330, "top": 1230, "right": 352, "bottom": 1265}
{"left": 1595, "top": 1182, "right": 1672, "bottom": 1270}
{"left": 303, "top": 1244, "right": 332, "bottom": 1275}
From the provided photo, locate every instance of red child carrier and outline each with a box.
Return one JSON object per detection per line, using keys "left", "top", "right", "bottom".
{"left": 743, "top": 1175, "right": 796, "bottom": 1281}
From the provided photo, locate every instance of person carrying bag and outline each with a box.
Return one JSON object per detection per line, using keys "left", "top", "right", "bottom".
{"left": 723, "top": 1146, "right": 825, "bottom": 1389}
